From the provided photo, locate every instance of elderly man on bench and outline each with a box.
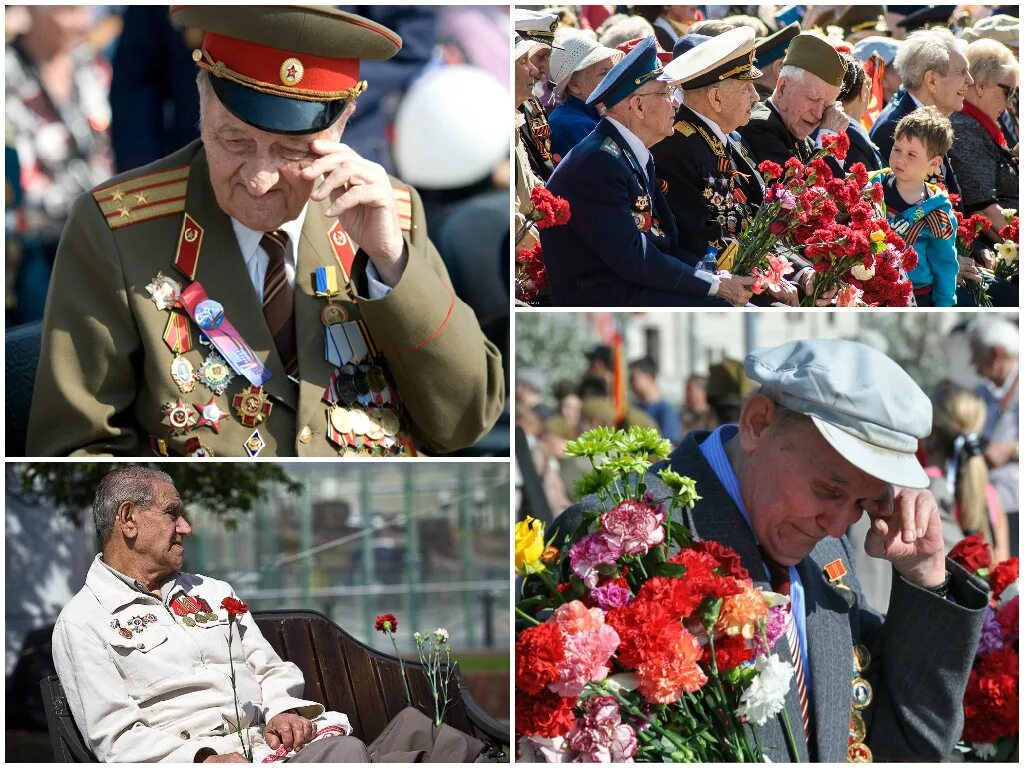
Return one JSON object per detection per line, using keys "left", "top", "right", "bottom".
{"left": 52, "top": 466, "right": 484, "bottom": 763}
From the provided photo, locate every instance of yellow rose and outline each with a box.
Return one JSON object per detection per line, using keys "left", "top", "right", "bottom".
{"left": 515, "top": 516, "right": 546, "bottom": 575}
{"left": 869, "top": 230, "right": 886, "bottom": 243}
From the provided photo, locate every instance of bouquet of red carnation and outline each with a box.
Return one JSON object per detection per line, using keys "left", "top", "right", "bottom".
{"left": 951, "top": 205, "right": 995, "bottom": 307}
{"left": 994, "top": 214, "right": 1019, "bottom": 283}
{"left": 729, "top": 132, "right": 850, "bottom": 279}
{"left": 949, "top": 536, "right": 1019, "bottom": 762}
{"left": 515, "top": 426, "right": 800, "bottom": 762}
{"left": 515, "top": 186, "right": 571, "bottom": 306}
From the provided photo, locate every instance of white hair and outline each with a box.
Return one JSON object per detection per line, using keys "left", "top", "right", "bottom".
{"left": 599, "top": 17, "right": 655, "bottom": 49}
{"left": 777, "top": 64, "right": 814, "bottom": 86}
{"left": 968, "top": 318, "right": 1019, "bottom": 357}
{"left": 894, "top": 27, "right": 966, "bottom": 91}
{"left": 966, "top": 38, "right": 1019, "bottom": 86}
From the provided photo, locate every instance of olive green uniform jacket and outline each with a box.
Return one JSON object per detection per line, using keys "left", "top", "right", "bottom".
{"left": 27, "top": 140, "right": 504, "bottom": 457}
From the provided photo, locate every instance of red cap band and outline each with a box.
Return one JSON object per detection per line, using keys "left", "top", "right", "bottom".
{"left": 202, "top": 31, "right": 360, "bottom": 97}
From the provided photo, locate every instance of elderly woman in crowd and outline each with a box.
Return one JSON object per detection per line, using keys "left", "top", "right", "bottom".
{"left": 547, "top": 31, "right": 621, "bottom": 157}
{"left": 948, "top": 39, "right": 1019, "bottom": 233}
{"left": 835, "top": 51, "right": 884, "bottom": 171}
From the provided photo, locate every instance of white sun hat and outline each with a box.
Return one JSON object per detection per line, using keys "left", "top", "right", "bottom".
{"left": 550, "top": 31, "right": 621, "bottom": 96}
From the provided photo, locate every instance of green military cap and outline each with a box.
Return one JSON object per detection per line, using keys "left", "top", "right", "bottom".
{"left": 782, "top": 32, "right": 847, "bottom": 88}
{"left": 171, "top": 5, "right": 401, "bottom": 135}
{"left": 665, "top": 26, "right": 763, "bottom": 91}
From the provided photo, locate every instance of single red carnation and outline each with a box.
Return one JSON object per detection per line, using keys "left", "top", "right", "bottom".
{"left": 375, "top": 613, "right": 398, "bottom": 633}
{"left": 769, "top": 221, "right": 786, "bottom": 236}
{"left": 703, "top": 632, "right": 755, "bottom": 672}
{"left": 758, "top": 160, "right": 783, "bottom": 180}
{"left": 989, "top": 558, "right": 1019, "bottom": 601}
{"left": 606, "top": 601, "right": 682, "bottom": 669}
{"left": 822, "top": 131, "right": 850, "bottom": 162}
{"left": 515, "top": 688, "right": 578, "bottom": 738}
{"left": 950, "top": 534, "right": 992, "bottom": 574}
{"left": 516, "top": 621, "right": 566, "bottom": 695}
{"left": 221, "top": 597, "right": 249, "bottom": 617}
{"left": 690, "top": 540, "right": 750, "bottom": 581}
{"left": 995, "top": 596, "right": 1017, "bottom": 638}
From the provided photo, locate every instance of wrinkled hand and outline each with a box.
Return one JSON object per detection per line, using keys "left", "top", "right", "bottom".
{"left": 716, "top": 273, "right": 755, "bottom": 306}
{"left": 302, "top": 140, "right": 407, "bottom": 286}
{"left": 202, "top": 753, "right": 249, "bottom": 763}
{"left": 797, "top": 269, "right": 838, "bottom": 305}
{"left": 819, "top": 102, "right": 849, "bottom": 134}
{"left": 765, "top": 279, "right": 799, "bottom": 306}
{"left": 958, "top": 255, "right": 982, "bottom": 283}
{"left": 265, "top": 713, "right": 317, "bottom": 752}
{"left": 976, "top": 248, "right": 996, "bottom": 270}
{"left": 862, "top": 487, "right": 947, "bottom": 588}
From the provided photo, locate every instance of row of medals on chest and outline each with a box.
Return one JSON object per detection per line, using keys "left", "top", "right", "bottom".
{"left": 147, "top": 270, "right": 402, "bottom": 450}
{"left": 108, "top": 596, "right": 216, "bottom": 639}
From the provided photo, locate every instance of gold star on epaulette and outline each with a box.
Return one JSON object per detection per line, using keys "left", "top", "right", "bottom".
{"left": 119, "top": 207, "right": 132, "bottom": 218}
{"left": 111, "top": 189, "right": 124, "bottom": 203}
{"left": 135, "top": 191, "right": 148, "bottom": 205}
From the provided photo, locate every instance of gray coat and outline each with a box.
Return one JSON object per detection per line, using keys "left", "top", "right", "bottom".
{"left": 550, "top": 431, "right": 988, "bottom": 762}
{"left": 948, "top": 112, "right": 1019, "bottom": 212}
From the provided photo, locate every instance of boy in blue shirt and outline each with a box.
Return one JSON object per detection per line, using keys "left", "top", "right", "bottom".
{"left": 869, "top": 106, "right": 959, "bottom": 306}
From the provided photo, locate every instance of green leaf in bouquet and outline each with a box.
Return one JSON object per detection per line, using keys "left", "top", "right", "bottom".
{"left": 572, "top": 465, "right": 617, "bottom": 500}
{"left": 669, "top": 521, "right": 694, "bottom": 551}
{"left": 618, "top": 425, "right": 672, "bottom": 459}
{"left": 565, "top": 426, "right": 617, "bottom": 457}
{"left": 654, "top": 562, "right": 688, "bottom": 578}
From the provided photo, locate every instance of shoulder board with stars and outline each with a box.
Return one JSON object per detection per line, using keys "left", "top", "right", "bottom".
{"left": 391, "top": 182, "right": 412, "bottom": 233}
{"left": 674, "top": 120, "right": 696, "bottom": 138}
{"left": 92, "top": 165, "right": 190, "bottom": 230}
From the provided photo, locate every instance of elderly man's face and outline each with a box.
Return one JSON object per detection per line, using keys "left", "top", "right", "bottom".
{"left": 737, "top": 398, "right": 891, "bottom": 566}
{"left": 528, "top": 45, "right": 552, "bottom": 84}
{"left": 775, "top": 71, "right": 841, "bottom": 139}
{"left": 632, "top": 82, "right": 676, "bottom": 143}
{"left": 134, "top": 479, "right": 192, "bottom": 575}
{"left": 201, "top": 92, "right": 339, "bottom": 231}
{"left": 717, "top": 79, "right": 760, "bottom": 133}
{"left": 930, "top": 49, "right": 973, "bottom": 115}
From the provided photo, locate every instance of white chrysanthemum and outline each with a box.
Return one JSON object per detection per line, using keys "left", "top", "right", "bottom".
{"left": 736, "top": 655, "right": 795, "bottom": 726}
{"left": 850, "top": 263, "right": 875, "bottom": 281}
{"left": 972, "top": 742, "right": 998, "bottom": 759}
{"left": 997, "top": 580, "right": 1018, "bottom": 607}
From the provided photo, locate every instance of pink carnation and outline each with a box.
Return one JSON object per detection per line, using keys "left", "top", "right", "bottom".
{"left": 549, "top": 624, "right": 620, "bottom": 698}
{"left": 752, "top": 604, "right": 789, "bottom": 657}
{"left": 569, "top": 533, "right": 621, "bottom": 589}
{"left": 565, "top": 695, "right": 638, "bottom": 762}
{"left": 600, "top": 500, "right": 665, "bottom": 557}
{"left": 591, "top": 583, "right": 633, "bottom": 611}
{"left": 553, "top": 600, "right": 606, "bottom": 635}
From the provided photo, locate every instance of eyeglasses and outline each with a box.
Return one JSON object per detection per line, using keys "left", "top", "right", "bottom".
{"left": 636, "top": 87, "right": 674, "bottom": 102}
{"left": 996, "top": 83, "right": 1018, "bottom": 101}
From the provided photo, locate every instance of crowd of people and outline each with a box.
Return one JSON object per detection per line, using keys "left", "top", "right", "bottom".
{"left": 514, "top": 5, "right": 1020, "bottom": 307}
{"left": 516, "top": 316, "right": 1019, "bottom": 565}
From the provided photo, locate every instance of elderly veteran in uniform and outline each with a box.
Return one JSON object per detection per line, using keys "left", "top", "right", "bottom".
{"left": 515, "top": 9, "right": 558, "bottom": 179}
{"left": 547, "top": 31, "right": 621, "bottom": 158}
{"left": 54, "top": 466, "right": 485, "bottom": 763}
{"left": 549, "top": 338, "right": 987, "bottom": 762}
{"left": 541, "top": 37, "right": 754, "bottom": 307}
{"left": 751, "top": 21, "right": 800, "bottom": 101}
{"left": 27, "top": 6, "right": 503, "bottom": 458}
{"left": 738, "top": 33, "right": 849, "bottom": 169}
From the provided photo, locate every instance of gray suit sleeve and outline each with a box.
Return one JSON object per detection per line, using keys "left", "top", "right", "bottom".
{"left": 856, "top": 556, "right": 987, "bottom": 761}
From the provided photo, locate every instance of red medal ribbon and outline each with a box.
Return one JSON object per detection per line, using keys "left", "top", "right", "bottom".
{"left": 162, "top": 311, "right": 194, "bottom": 354}
{"left": 327, "top": 222, "right": 357, "bottom": 282}
{"left": 174, "top": 214, "right": 204, "bottom": 280}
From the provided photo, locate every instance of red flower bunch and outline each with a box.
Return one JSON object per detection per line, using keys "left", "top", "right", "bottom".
{"left": 989, "top": 558, "right": 1019, "bottom": 602}
{"left": 962, "top": 646, "right": 1018, "bottom": 744}
{"left": 949, "top": 533, "right": 992, "bottom": 574}
{"left": 515, "top": 621, "right": 565, "bottom": 695}
{"left": 221, "top": 597, "right": 249, "bottom": 617}
{"left": 955, "top": 211, "right": 992, "bottom": 248}
{"left": 515, "top": 242, "right": 548, "bottom": 304}
{"left": 999, "top": 216, "right": 1018, "bottom": 245}
{"left": 529, "top": 186, "right": 571, "bottom": 230}
{"left": 820, "top": 131, "right": 851, "bottom": 162}
{"left": 516, "top": 688, "right": 578, "bottom": 738}
{"left": 375, "top": 613, "right": 398, "bottom": 633}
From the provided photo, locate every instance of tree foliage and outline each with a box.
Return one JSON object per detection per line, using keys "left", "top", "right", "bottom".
{"left": 12, "top": 463, "right": 301, "bottom": 527}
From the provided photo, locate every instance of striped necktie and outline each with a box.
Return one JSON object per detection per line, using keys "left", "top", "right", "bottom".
{"left": 761, "top": 548, "right": 813, "bottom": 746}
{"left": 260, "top": 230, "right": 298, "bottom": 378}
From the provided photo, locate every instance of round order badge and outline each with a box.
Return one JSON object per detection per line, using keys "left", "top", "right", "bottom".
{"left": 851, "top": 676, "right": 873, "bottom": 709}
{"left": 349, "top": 409, "right": 371, "bottom": 436}
{"left": 321, "top": 303, "right": 348, "bottom": 326}
{"left": 183, "top": 615, "right": 197, "bottom": 627}
{"left": 194, "top": 299, "right": 225, "bottom": 330}
{"left": 171, "top": 355, "right": 196, "bottom": 394}
{"left": 379, "top": 411, "right": 400, "bottom": 437}
{"left": 849, "top": 712, "right": 867, "bottom": 744}
{"left": 197, "top": 352, "right": 235, "bottom": 396}
{"left": 847, "top": 742, "right": 872, "bottom": 762}
{"left": 330, "top": 406, "right": 352, "bottom": 434}
{"left": 146, "top": 272, "right": 182, "bottom": 311}
{"left": 853, "top": 644, "right": 871, "bottom": 673}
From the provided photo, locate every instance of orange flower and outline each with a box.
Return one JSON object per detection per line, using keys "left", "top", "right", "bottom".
{"left": 717, "top": 582, "right": 768, "bottom": 639}
{"left": 636, "top": 629, "right": 707, "bottom": 704}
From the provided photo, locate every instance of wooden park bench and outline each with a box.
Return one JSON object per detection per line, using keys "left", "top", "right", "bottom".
{"left": 41, "top": 609, "right": 509, "bottom": 762}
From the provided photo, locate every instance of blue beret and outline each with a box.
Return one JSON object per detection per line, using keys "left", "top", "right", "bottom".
{"left": 673, "top": 33, "right": 710, "bottom": 60}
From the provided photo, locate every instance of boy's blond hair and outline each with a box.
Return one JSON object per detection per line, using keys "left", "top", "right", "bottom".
{"left": 893, "top": 106, "right": 955, "bottom": 160}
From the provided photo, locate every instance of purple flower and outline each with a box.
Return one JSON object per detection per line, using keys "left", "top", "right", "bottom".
{"left": 976, "top": 606, "right": 1006, "bottom": 657}
{"left": 779, "top": 190, "right": 797, "bottom": 210}
{"left": 591, "top": 583, "right": 633, "bottom": 611}
{"left": 569, "top": 533, "right": 621, "bottom": 589}
{"left": 753, "top": 604, "right": 788, "bottom": 657}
